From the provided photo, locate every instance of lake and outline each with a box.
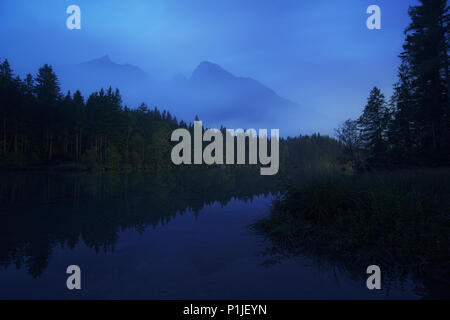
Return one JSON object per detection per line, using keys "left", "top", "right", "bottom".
{"left": 0, "top": 172, "right": 420, "bottom": 299}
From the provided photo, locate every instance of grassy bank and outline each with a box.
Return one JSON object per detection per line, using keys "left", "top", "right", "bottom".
{"left": 253, "top": 169, "right": 450, "bottom": 282}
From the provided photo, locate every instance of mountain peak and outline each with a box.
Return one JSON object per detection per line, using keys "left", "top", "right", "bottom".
{"left": 94, "top": 54, "right": 113, "bottom": 64}
{"left": 98, "top": 54, "right": 111, "bottom": 62}
{"left": 81, "top": 55, "right": 113, "bottom": 66}
{"left": 198, "top": 60, "right": 220, "bottom": 69}
{"left": 191, "top": 61, "right": 234, "bottom": 82}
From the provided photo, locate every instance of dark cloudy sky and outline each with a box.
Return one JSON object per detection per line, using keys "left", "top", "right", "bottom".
{"left": 0, "top": 0, "right": 418, "bottom": 135}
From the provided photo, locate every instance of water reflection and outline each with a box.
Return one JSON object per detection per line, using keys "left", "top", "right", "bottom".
{"left": 0, "top": 170, "right": 437, "bottom": 299}
{"left": 0, "top": 168, "right": 278, "bottom": 279}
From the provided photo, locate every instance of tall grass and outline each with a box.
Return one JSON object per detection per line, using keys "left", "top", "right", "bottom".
{"left": 253, "top": 169, "right": 450, "bottom": 284}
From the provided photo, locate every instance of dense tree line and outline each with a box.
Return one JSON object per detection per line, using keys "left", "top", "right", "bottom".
{"left": 282, "top": 134, "right": 342, "bottom": 172}
{"left": 336, "top": 0, "right": 449, "bottom": 169}
{"left": 0, "top": 61, "right": 187, "bottom": 170}
{"left": 0, "top": 59, "right": 342, "bottom": 173}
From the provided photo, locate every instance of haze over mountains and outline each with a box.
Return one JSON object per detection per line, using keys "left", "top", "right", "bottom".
{"left": 56, "top": 55, "right": 152, "bottom": 105}
{"left": 56, "top": 56, "right": 319, "bottom": 135}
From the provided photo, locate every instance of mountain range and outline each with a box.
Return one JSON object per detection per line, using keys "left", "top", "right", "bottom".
{"left": 56, "top": 55, "right": 314, "bottom": 133}
{"left": 55, "top": 55, "right": 151, "bottom": 104}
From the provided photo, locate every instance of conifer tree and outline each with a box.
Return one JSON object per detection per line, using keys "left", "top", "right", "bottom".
{"left": 401, "top": 0, "right": 449, "bottom": 163}
{"left": 358, "top": 87, "right": 389, "bottom": 167}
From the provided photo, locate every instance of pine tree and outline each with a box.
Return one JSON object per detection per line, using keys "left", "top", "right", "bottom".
{"left": 388, "top": 58, "right": 417, "bottom": 164}
{"left": 358, "top": 87, "right": 389, "bottom": 168}
{"left": 402, "top": 0, "right": 449, "bottom": 164}
{"left": 72, "top": 90, "right": 85, "bottom": 162}
{"left": 0, "top": 59, "right": 14, "bottom": 156}
{"left": 34, "top": 64, "right": 61, "bottom": 161}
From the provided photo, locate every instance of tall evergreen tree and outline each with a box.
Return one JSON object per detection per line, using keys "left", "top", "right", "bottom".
{"left": 72, "top": 90, "right": 85, "bottom": 162}
{"left": 0, "top": 59, "right": 14, "bottom": 156}
{"left": 34, "top": 64, "right": 61, "bottom": 161}
{"left": 402, "top": 0, "right": 449, "bottom": 164}
{"left": 388, "top": 58, "right": 417, "bottom": 164}
{"left": 358, "top": 87, "right": 389, "bottom": 168}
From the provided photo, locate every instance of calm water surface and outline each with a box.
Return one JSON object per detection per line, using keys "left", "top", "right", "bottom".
{"left": 0, "top": 172, "right": 420, "bottom": 299}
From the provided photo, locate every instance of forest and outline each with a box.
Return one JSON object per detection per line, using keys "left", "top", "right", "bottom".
{"left": 0, "top": 61, "right": 181, "bottom": 171}
{"left": 0, "top": 0, "right": 449, "bottom": 298}
{"left": 0, "top": 58, "right": 342, "bottom": 174}
{"left": 335, "top": 0, "right": 449, "bottom": 169}
{"left": 254, "top": 0, "right": 450, "bottom": 291}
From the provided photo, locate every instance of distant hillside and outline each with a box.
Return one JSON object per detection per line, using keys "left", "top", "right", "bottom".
{"left": 160, "top": 61, "right": 304, "bottom": 130}
{"left": 55, "top": 55, "right": 151, "bottom": 106}
{"left": 55, "top": 57, "right": 318, "bottom": 134}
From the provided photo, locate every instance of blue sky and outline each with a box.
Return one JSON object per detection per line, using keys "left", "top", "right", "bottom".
{"left": 0, "top": 0, "right": 418, "bottom": 135}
